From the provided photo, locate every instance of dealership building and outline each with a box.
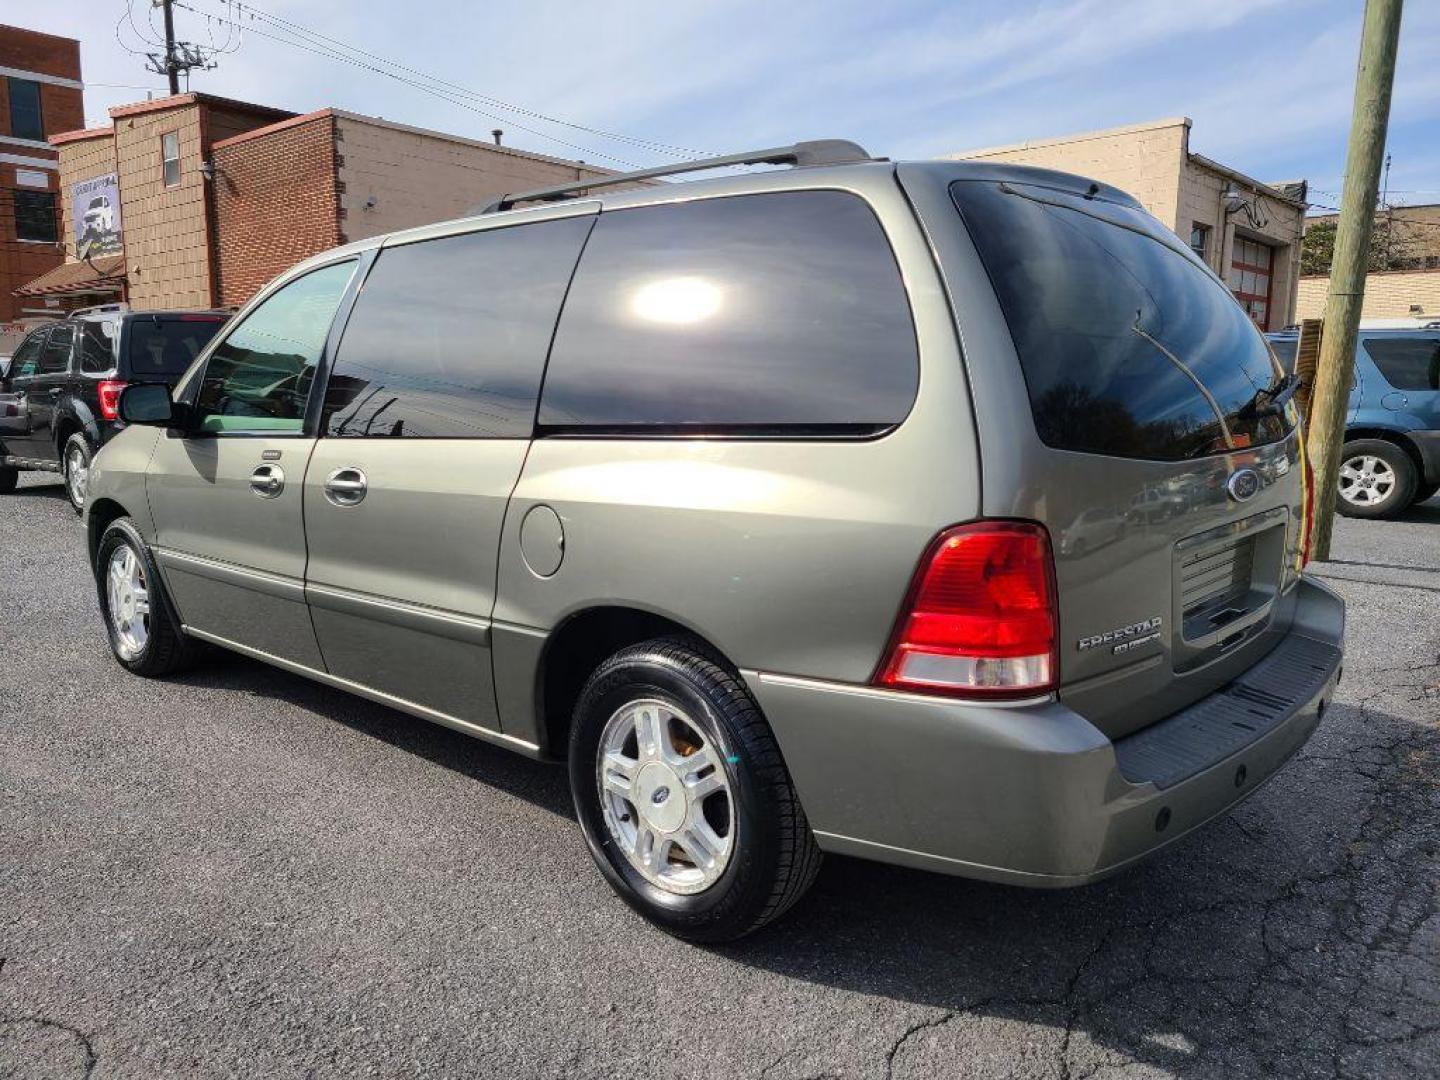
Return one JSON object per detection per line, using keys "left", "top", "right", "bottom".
{"left": 19, "top": 91, "right": 612, "bottom": 313}
{"left": 950, "top": 117, "right": 1309, "bottom": 330}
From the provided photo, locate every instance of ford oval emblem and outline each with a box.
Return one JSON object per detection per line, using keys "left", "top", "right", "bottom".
{"left": 1226, "top": 468, "right": 1261, "bottom": 502}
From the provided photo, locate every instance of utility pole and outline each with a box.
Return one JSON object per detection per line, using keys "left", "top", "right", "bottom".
{"left": 159, "top": 0, "right": 179, "bottom": 94}
{"left": 1306, "top": 0, "right": 1404, "bottom": 561}
{"left": 145, "top": 0, "right": 216, "bottom": 93}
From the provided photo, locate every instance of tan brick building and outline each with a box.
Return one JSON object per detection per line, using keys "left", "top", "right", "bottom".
{"left": 0, "top": 23, "right": 84, "bottom": 328}
{"left": 21, "top": 93, "right": 611, "bottom": 313}
{"left": 1295, "top": 268, "right": 1440, "bottom": 322}
{"left": 949, "top": 118, "right": 1308, "bottom": 330}
{"left": 210, "top": 108, "right": 611, "bottom": 307}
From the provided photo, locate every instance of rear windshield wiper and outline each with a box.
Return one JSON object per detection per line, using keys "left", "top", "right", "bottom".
{"left": 1255, "top": 373, "right": 1301, "bottom": 417}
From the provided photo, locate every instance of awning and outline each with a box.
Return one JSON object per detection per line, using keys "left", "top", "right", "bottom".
{"left": 16, "top": 256, "right": 126, "bottom": 297}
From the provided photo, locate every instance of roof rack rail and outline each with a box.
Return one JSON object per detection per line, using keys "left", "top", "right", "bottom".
{"left": 475, "top": 139, "right": 874, "bottom": 215}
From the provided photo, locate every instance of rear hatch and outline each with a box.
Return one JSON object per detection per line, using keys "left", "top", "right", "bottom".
{"left": 945, "top": 174, "right": 1307, "bottom": 739}
{"left": 122, "top": 313, "right": 228, "bottom": 385}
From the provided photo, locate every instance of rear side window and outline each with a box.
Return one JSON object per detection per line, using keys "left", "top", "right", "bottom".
{"left": 323, "top": 215, "right": 592, "bottom": 438}
{"left": 952, "top": 180, "right": 1291, "bottom": 461}
{"left": 79, "top": 322, "right": 117, "bottom": 374}
{"left": 538, "top": 190, "right": 917, "bottom": 433}
{"left": 1361, "top": 335, "right": 1440, "bottom": 392}
{"left": 127, "top": 317, "right": 226, "bottom": 377}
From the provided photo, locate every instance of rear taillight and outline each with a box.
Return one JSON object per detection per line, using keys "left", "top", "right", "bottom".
{"left": 875, "top": 521, "right": 1058, "bottom": 699}
{"left": 1300, "top": 455, "right": 1316, "bottom": 567}
{"left": 97, "top": 379, "right": 127, "bottom": 421}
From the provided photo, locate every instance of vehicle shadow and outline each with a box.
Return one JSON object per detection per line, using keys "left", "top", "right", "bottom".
{"left": 166, "top": 649, "right": 1433, "bottom": 1076}
{"left": 169, "top": 650, "right": 574, "bottom": 818}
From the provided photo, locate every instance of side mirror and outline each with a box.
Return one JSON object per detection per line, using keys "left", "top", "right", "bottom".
{"left": 118, "top": 382, "right": 176, "bottom": 426}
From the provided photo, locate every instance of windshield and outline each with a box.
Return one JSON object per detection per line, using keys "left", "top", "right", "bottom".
{"left": 127, "top": 317, "right": 226, "bottom": 377}
{"left": 952, "top": 180, "right": 1292, "bottom": 461}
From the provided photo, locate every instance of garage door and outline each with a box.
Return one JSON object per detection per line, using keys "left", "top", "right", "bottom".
{"left": 1229, "top": 237, "right": 1274, "bottom": 329}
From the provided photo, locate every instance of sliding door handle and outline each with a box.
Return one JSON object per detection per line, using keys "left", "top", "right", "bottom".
{"left": 324, "top": 467, "right": 367, "bottom": 507}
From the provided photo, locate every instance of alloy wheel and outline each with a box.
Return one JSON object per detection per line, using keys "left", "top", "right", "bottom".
{"left": 66, "top": 444, "right": 88, "bottom": 507}
{"left": 106, "top": 544, "right": 150, "bottom": 660}
{"left": 596, "top": 698, "right": 734, "bottom": 895}
{"left": 1338, "top": 454, "right": 1396, "bottom": 507}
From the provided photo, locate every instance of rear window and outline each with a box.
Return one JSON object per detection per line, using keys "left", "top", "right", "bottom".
{"left": 1361, "top": 335, "right": 1440, "bottom": 392}
{"left": 952, "top": 180, "right": 1292, "bottom": 461}
{"left": 127, "top": 317, "right": 226, "bottom": 377}
{"left": 1269, "top": 337, "right": 1298, "bottom": 374}
{"left": 538, "top": 190, "right": 918, "bottom": 434}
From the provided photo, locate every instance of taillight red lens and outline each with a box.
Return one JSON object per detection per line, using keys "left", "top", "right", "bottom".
{"left": 876, "top": 521, "right": 1058, "bottom": 698}
{"left": 98, "top": 379, "right": 127, "bottom": 421}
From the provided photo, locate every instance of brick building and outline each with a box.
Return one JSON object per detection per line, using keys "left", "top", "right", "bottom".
{"left": 20, "top": 93, "right": 612, "bottom": 313}
{"left": 950, "top": 118, "right": 1309, "bottom": 330}
{"left": 0, "top": 23, "right": 83, "bottom": 328}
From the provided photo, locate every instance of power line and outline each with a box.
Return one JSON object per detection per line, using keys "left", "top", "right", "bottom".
{"left": 175, "top": 0, "right": 706, "bottom": 167}
{"left": 216, "top": 0, "right": 705, "bottom": 159}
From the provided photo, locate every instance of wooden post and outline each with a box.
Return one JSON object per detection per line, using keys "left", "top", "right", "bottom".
{"left": 1306, "top": 0, "right": 1404, "bottom": 561}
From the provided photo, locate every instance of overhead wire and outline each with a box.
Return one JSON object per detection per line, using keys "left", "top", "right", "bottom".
{"left": 172, "top": 0, "right": 707, "bottom": 168}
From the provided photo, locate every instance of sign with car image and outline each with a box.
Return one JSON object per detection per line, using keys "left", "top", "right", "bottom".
{"left": 72, "top": 173, "right": 123, "bottom": 260}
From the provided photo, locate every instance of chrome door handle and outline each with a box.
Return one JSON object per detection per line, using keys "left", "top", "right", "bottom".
{"left": 324, "top": 467, "right": 367, "bottom": 507}
{"left": 250, "top": 463, "right": 285, "bottom": 498}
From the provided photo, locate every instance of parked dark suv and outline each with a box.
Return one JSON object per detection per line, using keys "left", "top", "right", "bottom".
{"left": 0, "top": 305, "right": 228, "bottom": 510}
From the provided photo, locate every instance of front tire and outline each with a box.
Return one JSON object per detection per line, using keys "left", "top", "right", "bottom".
{"left": 62, "top": 433, "right": 93, "bottom": 514}
{"left": 0, "top": 465, "right": 15, "bottom": 494}
{"left": 1337, "top": 439, "right": 1417, "bottom": 519}
{"left": 95, "top": 517, "right": 201, "bottom": 677}
{"left": 569, "top": 638, "right": 821, "bottom": 942}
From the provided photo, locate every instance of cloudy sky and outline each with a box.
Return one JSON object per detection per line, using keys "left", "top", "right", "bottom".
{"left": 23, "top": 0, "right": 1440, "bottom": 209}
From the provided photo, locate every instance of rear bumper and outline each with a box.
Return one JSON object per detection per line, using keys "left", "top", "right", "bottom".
{"left": 744, "top": 575, "right": 1344, "bottom": 887}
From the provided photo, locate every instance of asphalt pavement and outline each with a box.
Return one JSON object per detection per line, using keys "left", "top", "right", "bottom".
{"left": 2, "top": 472, "right": 1437, "bottom": 1079}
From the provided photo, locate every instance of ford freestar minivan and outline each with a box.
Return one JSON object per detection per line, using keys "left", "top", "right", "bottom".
{"left": 85, "top": 142, "right": 1345, "bottom": 941}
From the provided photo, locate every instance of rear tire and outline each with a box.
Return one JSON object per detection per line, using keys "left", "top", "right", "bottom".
{"left": 62, "top": 433, "right": 93, "bottom": 514}
{"left": 569, "top": 637, "right": 821, "bottom": 942}
{"left": 95, "top": 516, "right": 201, "bottom": 677}
{"left": 0, "top": 466, "right": 15, "bottom": 494}
{"left": 1336, "top": 439, "right": 1416, "bottom": 519}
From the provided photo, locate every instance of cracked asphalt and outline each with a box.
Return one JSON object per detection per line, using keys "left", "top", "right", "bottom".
{"left": 2, "top": 472, "right": 1437, "bottom": 1079}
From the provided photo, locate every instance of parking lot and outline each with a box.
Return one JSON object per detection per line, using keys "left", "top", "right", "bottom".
{"left": 1, "top": 471, "right": 1436, "bottom": 1080}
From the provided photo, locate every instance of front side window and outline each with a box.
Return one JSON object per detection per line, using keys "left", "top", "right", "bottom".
{"left": 39, "top": 326, "right": 74, "bottom": 374}
{"left": 952, "top": 180, "right": 1291, "bottom": 461}
{"left": 323, "top": 215, "right": 592, "bottom": 438}
{"left": 14, "top": 189, "right": 57, "bottom": 243}
{"left": 8, "top": 78, "right": 43, "bottom": 141}
{"left": 1362, "top": 335, "right": 1440, "bottom": 392}
{"left": 9, "top": 329, "right": 49, "bottom": 378}
{"left": 161, "top": 131, "right": 181, "bottom": 188}
{"left": 194, "top": 261, "right": 354, "bottom": 433}
{"left": 538, "top": 190, "right": 918, "bottom": 433}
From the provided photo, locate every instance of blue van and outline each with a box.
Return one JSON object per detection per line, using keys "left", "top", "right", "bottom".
{"left": 1268, "top": 326, "right": 1440, "bottom": 518}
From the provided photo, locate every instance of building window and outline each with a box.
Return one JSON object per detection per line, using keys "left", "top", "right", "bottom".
{"left": 161, "top": 131, "right": 181, "bottom": 187}
{"left": 7, "top": 77, "right": 43, "bottom": 141}
{"left": 1189, "top": 223, "right": 1210, "bottom": 262}
{"left": 13, "top": 189, "right": 58, "bottom": 243}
